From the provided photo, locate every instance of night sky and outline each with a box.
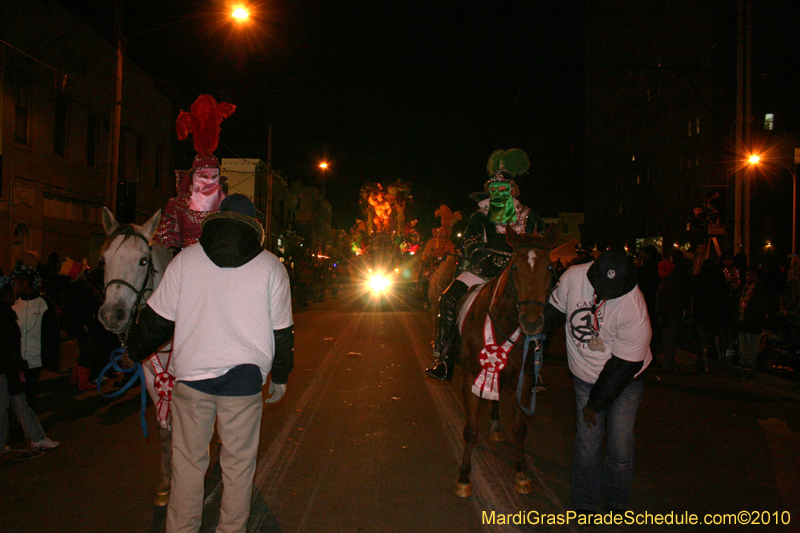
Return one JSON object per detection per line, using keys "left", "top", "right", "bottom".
{"left": 57, "top": 0, "right": 585, "bottom": 232}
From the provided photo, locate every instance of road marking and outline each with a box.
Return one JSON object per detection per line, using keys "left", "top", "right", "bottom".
{"left": 242, "top": 311, "right": 366, "bottom": 531}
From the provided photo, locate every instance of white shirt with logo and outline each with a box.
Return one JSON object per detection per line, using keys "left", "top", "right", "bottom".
{"left": 548, "top": 261, "right": 652, "bottom": 383}
{"left": 13, "top": 296, "right": 48, "bottom": 369}
{"left": 147, "top": 244, "right": 294, "bottom": 384}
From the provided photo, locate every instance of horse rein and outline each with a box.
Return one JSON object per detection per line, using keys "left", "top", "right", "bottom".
{"left": 103, "top": 230, "right": 157, "bottom": 348}
{"left": 487, "top": 243, "right": 553, "bottom": 348}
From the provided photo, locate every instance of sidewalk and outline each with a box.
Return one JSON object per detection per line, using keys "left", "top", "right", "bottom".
{"left": 650, "top": 346, "right": 800, "bottom": 402}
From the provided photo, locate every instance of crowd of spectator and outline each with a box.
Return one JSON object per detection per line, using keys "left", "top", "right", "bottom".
{"left": 632, "top": 245, "right": 800, "bottom": 380}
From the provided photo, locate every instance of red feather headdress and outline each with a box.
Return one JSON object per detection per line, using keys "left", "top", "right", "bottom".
{"left": 175, "top": 94, "right": 236, "bottom": 159}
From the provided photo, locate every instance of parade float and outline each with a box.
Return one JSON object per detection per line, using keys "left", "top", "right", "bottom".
{"left": 349, "top": 180, "right": 420, "bottom": 307}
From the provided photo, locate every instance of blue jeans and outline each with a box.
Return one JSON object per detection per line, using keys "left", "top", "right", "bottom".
{"left": 572, "top": 376, "right": 643, "bottom": 511}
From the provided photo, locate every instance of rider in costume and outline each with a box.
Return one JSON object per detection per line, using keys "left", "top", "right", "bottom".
{"left": 154, "top": 94, "right": 236, "bottom": 254}
{"left": 425, "top": 149, "right": 544, "bottom": 381}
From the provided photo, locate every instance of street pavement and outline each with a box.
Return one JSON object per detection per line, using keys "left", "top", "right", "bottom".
{"left": 1, "top": 286, "right": 799, "bottom": 533}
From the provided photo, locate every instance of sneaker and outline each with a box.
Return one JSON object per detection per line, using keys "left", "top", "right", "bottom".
{"left": 31, "top": 438, "right": 60, "bottom": 450}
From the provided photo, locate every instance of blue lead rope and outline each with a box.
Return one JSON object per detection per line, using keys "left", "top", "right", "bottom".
{"left": 516, "top": 334, "right": 545, "bottom": 416}
{"left": 97, "top": 347, "right": 149, "bottom": 438}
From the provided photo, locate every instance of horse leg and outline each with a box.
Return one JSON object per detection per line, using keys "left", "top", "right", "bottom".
{"left": 143, "top": 360, "right": 172, "bottom": 507}
{"left": 154, "top": 426, "right": 172, "bottom": 507}
{"left": 512, "top": 372, "right": 535, "bottom": 494}
{"left": 488, "top": 400, "right": 504, "bottom": 442}
{"left": 456, "top": 375, "right": 483, "bottom": 497}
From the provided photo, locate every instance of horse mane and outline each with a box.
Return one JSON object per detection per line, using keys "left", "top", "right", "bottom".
{"left": 99, "top": 224, "right": 148, "bottom": 256}
{"left": 505, "top": 225, "right": 557, "bottom": 250}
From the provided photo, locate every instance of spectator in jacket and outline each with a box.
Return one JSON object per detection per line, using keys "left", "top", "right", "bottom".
{"left": 736, "top": 269, "right": 771, "bottom": 378}
{"left": 692, "top": 259, "right": 729, "bottom": 372}
{"left": 0, "top": 276, "right": 60, "bottom": 452}
{"left": 544, "top": 249, "right": 652, "bottom": 517}
{"left": 63, "top": 260, "right": 120, "bottom": 390}
{"left": 637, "top": 245, "right": 662, "bottom": 347}
{"left": 656, "top": 250, "right": 692, "bottom": 372}
{"left": 127, "top": 194, "right": 294, "bottom": 533}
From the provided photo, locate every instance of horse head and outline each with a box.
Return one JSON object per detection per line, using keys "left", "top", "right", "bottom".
{"left": 98, "top": 207, "right": 162, "bottom": 334}
{"left": 504, "top": 225, "right": 557, "bottom": 335}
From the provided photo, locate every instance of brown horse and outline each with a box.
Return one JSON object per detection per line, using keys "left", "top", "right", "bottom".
{"left": 454, "top": 226, "right": 556, "bottom": 497}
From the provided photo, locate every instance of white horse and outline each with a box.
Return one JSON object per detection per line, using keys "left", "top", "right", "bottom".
{"left": 98, "top": 207, "right": 175, "bottom": 507}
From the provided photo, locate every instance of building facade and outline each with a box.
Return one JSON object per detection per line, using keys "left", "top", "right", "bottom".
{"left": 222, "top": 158, "right": 299, "bottom": 258}
{"left": 583, "top": 0, "right": 799, "bottom": 265}
{"left": 291, "top": 182, "right": 332, "bottom": 260}
{"left": 0, "top": 0, "right": 176, "bottom": 272}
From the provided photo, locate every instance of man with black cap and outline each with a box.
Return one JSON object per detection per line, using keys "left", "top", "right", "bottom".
{"left": 127, "top": 193, "right": 294, "bottom": 533}
{"left": 543, "top": 248, "right": 652, "bottom": 518}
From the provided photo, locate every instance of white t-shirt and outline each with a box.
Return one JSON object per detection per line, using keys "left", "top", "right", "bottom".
{"left": 13, "top": 296, "right": 48, "bottom": 369}
{"left": 147, "top": 244, "right": 293, "bottom": 384}
{"left": 548, "top": 262, "right": 652, "bottom": 383}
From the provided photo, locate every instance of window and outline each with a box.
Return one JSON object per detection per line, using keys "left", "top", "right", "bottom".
{"left": 154, "top": 147, "right": 163, "bottom": 190}
{"left": 15, "top": 107, "right": 28, "bottom": 144}
{"left": 54, "top": 96, "right": 68, "bottom": 157}
{"left": 135, "top": 139, "right": 144, "bottom": 182}
{"left": 12, "top": 72, "right": 30, "bottom": 145}
{"left": 118, "top": 129, "right": 126, "bottom": 180}
{"left": 764, "top": 113, "right": 774, "bottom": 131}
{"left": 696, "top": 117, "right": 701, "bottom": 134}
{"left": 86, "top": 114, "right": 97, "bottom": 167}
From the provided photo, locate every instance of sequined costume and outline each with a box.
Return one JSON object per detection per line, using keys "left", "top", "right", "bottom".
{"left": 154, "top": 170, "right": 225, "bottom": 250}
{"left": 462, "top": 197, "right": 543, "bottom": 279}
{"left": 154, "top": 95, "right": 235, "bottom": 251}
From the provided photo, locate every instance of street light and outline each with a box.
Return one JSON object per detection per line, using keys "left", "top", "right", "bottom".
{"left": 107, "top": 3, "right": 251, "bottom": 219}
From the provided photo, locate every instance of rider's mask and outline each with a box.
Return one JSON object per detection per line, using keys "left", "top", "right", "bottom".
{"left": 189, "top": 168, "right": 222, "bottom": 212}
{"left": 488, "top": 181, "right": 516, "bottom": 224}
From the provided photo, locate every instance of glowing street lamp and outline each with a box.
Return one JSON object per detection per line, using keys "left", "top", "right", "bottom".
{"left": 107, "top": 3, "right": 252, "bottom": 219}
{"left": 231, "top": 7, "right": 250, "bottom": 21}
{"left": 319, "top": 162, "right": 329, "bottom": 170}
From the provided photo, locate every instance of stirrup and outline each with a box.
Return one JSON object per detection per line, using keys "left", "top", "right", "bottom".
{"left": 425, "top": 360, "right": 452, "bottom": 381}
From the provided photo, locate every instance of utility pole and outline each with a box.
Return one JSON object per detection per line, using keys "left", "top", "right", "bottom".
{"left": 106, "top": 0, "right": 124, "bottom": 218}
{"left": 266, "top": 124, "right": 273, "bottom": 251}
{"left": 733, "top": 0, "right": 752, "bottom": 262}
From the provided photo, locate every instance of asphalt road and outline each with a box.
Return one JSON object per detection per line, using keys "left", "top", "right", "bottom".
{"left": 2, "top": 286, "right": 799, "bottom": 533}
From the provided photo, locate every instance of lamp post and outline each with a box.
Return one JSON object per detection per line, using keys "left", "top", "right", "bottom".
{"left": 106, "top": 4, "right": 251, "bottom": 219}
{"left": 747, "top": 151, "right": 799, "bottom": 256}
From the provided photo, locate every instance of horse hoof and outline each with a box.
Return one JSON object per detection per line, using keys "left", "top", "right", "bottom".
{"left": 514, "top": 474, "right": 532, "bottom": 494}
{"left": 454, "top": 482, "right": 473, "bottom": 498}
{"left": 153, "top": 490, "right": 170, "bottom": 507}
{"left": 488, "top": 430, "right": 504, "bottom": 443}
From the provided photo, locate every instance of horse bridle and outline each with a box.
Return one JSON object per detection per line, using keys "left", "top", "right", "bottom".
{"left": 103, "top": 231, "right": 157, "bottom": 346}
{"left": 488, "top": 242, "right": 554, "bottom": 347}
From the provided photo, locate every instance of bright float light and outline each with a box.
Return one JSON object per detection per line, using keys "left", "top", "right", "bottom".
{"left": 231, "top": 6, "right": 250, "bottom": 20}
{"left": 368, "top": 275, "right": 391, "bottom": 293}
{"left": 749, "top": 154, "right": 761, "bottom": 164}
{"left": 319, "top": 162, "right": 329, "bottom": 169}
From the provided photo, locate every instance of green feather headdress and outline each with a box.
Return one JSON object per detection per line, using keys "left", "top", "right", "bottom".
{"left": 486, "top": 148, "right": 530, "bottom": 178}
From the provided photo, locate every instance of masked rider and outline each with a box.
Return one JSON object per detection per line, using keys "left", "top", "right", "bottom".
{"left": 154, "top": 95, "right": 235, "bottom": 254}
{"left": 425, "top": 149, "right": 544, "bottom": 381}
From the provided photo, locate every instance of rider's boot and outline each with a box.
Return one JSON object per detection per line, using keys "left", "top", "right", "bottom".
{"left": 425, "top": 280, "right": 469, "bottom": 381}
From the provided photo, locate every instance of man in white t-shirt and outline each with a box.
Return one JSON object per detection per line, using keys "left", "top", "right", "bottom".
{"left": 127, "top": 194, "right": 293, "bottom": 533}
{"left": 544, "top": 249, "right": 651, "bottom": 518}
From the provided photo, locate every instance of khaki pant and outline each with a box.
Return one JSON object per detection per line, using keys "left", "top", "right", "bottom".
{"left": 167, "top": 382, "right": 262, "bottom": 533}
